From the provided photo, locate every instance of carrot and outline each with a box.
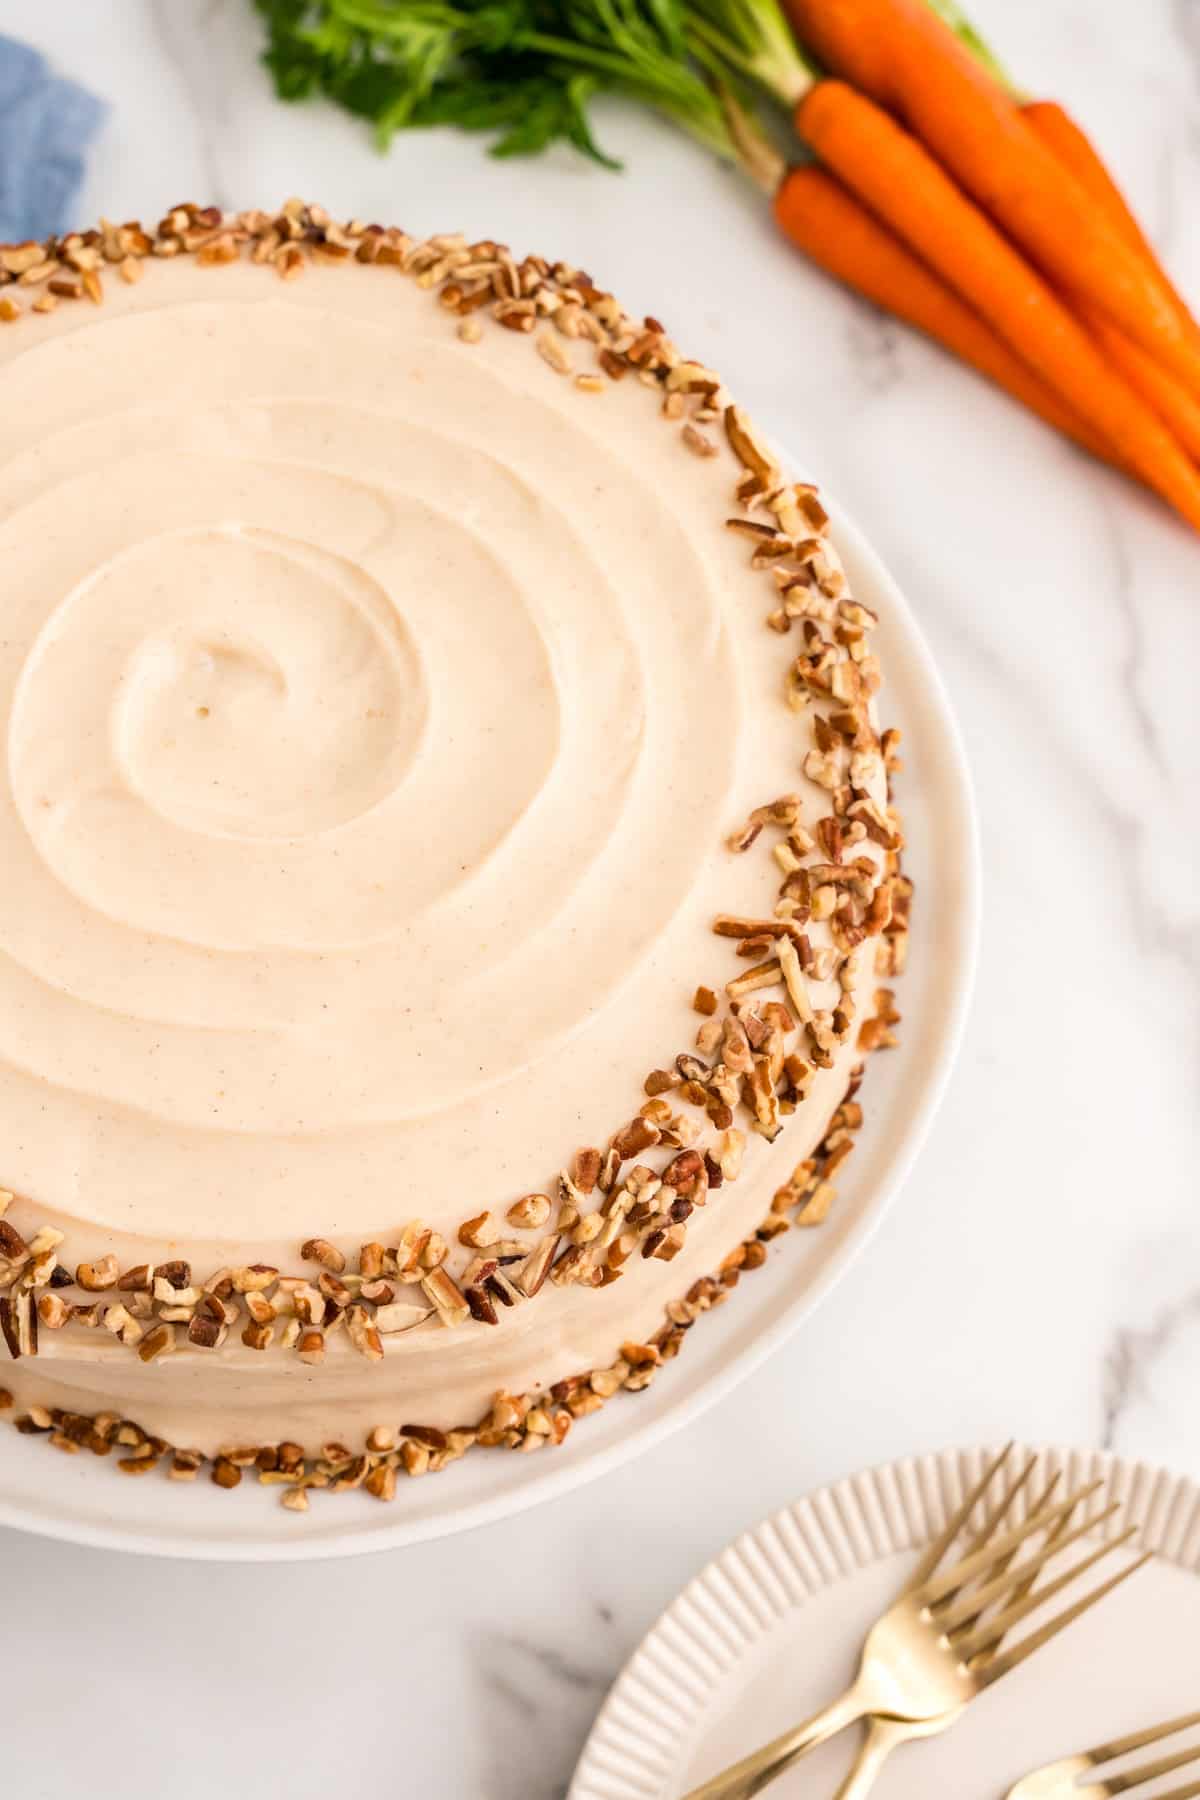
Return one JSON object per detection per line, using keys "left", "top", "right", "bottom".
{"left": 782, "top": 0, "right": 1200, "bottom": 396}
{"left": 1021, "top": 98, "right": 1198, "bottom": 337}
{"left": 1085, "top": 318, "right": 1200, "bottom": 463}
{"left": 1020, "top": 99, "right": 1200, "bottom": 459}
{"left": 773, "top": 165, "right": 1123, "bottom": 472}
{"left": 794, "top": 80, "right": 1200, "bottom": 531}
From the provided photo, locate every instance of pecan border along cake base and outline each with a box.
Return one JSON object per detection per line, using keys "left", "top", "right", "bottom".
{"left": 0, "top": 202, "right": 909, "bottom": 1507}
{"left": 2, "top": 1069, "right": 890, "bottom": 1508}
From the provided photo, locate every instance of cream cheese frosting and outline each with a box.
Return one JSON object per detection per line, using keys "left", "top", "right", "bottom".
{"left": 0, "top": 212, "right": 903, "bottom": 1483}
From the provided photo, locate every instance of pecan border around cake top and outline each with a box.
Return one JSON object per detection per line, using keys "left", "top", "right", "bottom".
{"left": 0, "top": 202, "right": 909, "bottom": 1399}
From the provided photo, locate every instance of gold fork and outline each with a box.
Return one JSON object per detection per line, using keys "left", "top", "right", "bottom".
{"left": 1006, "top": 1711, "right": 1200, "bottom": 1799}
{"left": 682, "top": 1461, "right": 1151, "bottom": 1800}
{"left": 831, "top": 1450, "right": 1077, "bottom": 1799}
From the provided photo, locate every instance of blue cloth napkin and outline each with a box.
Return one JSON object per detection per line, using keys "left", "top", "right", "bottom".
{"left": 0, "top": 35, "right": 106, "bottom": 243}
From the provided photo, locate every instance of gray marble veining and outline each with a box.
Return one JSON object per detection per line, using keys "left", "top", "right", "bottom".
{"left": 147, "top": 0, "right": 236, "bottom": 211}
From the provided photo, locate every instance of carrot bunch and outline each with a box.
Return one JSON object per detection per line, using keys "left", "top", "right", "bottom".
{"left": 770, "top": 0, "right": 1200, "bottom": 530}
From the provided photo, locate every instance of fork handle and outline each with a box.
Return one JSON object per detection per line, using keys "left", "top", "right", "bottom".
{"left": 681, "top": 1683, "right": 867, "bottom": 1799}
{"left": 830, "top": 1716, "right": 914, "bottom": 1800}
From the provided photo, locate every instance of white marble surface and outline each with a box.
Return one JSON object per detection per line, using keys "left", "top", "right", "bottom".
{"left": 3, "top": 1, "right": 1199, "bottom": 1793}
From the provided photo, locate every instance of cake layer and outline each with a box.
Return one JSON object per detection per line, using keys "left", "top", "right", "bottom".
{"left": 0, "top": 209, "right": 903, "bottom": 1479}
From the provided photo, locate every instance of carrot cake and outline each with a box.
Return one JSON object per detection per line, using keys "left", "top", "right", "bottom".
{"left": 0, "top": 204, "right": 907, "bottom": 1505}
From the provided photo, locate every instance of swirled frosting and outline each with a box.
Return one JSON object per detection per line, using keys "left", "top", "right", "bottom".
{"left": 0, "top": 248, "right": 884, "bottom": 1447}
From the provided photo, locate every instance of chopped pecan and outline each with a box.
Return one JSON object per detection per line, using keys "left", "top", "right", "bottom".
{"left": 465, "top": 1285, "right": 498, "bottom": 1325}
{"left": 458, "top": 1211, "right": 497, "bottom": 1249}
{"left": 231, "top": 1264, "right": 278, "bottom": 1294}
{"left": 421, "top": 1267, "right": 470, "bottom": 1328}
{"left": 724, "top": 403, "right": 778, "bottom": 481}
{"left": 76, "top": 1256, "right": 119, "bottom": 1292}
{"left": 611, "top": 1117, "right": 660, "bottom": 1160}
{"left": 300, "top": 1237, "right": 345, "bottom": 1273}
{"left": 515, "top": 1236, "right": 558, "bottom": 1299}
{"left": 661, "top": 1150, "right": 705, "bottom": 1198}
{"left": 0, "top": 1220, "right": 29, "bottom": 1262}
{"left": 726, "top": 959, "right": 783, "bottom": 1001}
{"left": 187, "top": 1313, "right": 223, "bottom": 1350}
{"left": 374, "top": 1300, "right": 432, "bottom": 1334}
{"left": 507, "top": 1193, "right": 551, "bottom": 1230}
{"left": 137, "top": 1324, "right": 175, "bottom": 1363}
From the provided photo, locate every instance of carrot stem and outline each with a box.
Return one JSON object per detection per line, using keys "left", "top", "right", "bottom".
{"left": 687, "top": 0, "right": 813, "bottom": 106}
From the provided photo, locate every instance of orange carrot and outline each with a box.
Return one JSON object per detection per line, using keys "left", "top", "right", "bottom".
{"left": 1021, "top": 99, "right": 1200, "bottom": 459}
{"left": 1021, "top": 98, "right": 1198, "bottom": 337}
{"left": 773, "top": 166, "right": 1122, "bottom": 471}
{"left": 1086, "top": 318, "right": 1200, "bottom": 463}
{"left": 782, "top": 0, "right": 1200, "bottom": 396}
{"left": 794, "top": 80, "right": 1200, "bottom": 531}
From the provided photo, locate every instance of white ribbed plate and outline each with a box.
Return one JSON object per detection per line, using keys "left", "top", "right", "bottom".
{"left": 0, "top": 486, "right": 979, "bottom": 1560}
{"left": 570, "top": 1446, "right": 1200, "bottom": 1798}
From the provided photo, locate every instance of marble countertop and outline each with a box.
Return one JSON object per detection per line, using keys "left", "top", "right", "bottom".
{"left": 3, "top": 1, "right": 1198, "bottom": 1793}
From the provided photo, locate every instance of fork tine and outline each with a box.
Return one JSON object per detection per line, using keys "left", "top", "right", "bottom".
{"left": 930, "top": 1456, "right": 1041, "bottom": 1616}
{"left": 900, "top": 1444, "right": 1017, "bottom": 1598}
{"left": 936, "top": 1503, "right": 1124, "bottom": 1634}
{"left": 978, "top": 1550, "right": 1153, "bottom": 1688}
{"left": 952, "top": 1523, "right": 1138, "bottom": 1660}
{"left": 956, "top": 1457, "right": 1041, "bottom": 1571}
{"left": 946, "top": 1471, "right": 1066, "bottom": 1642}
{"left": 1086, "top": 1714, "right": 1200, "bottom": 1767}
{"left": 919, "top": 1481, "right": 1105, "bottom": 1606}
{"left": 942, "top": 1461, "right": 1065, "bottom": 1648}
{"left": 1104, "top": 1738, "right": 1200, "bottom": 1796}
{"left": 1120, "top": 1782, "right": 1200, "bottom": 1800}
